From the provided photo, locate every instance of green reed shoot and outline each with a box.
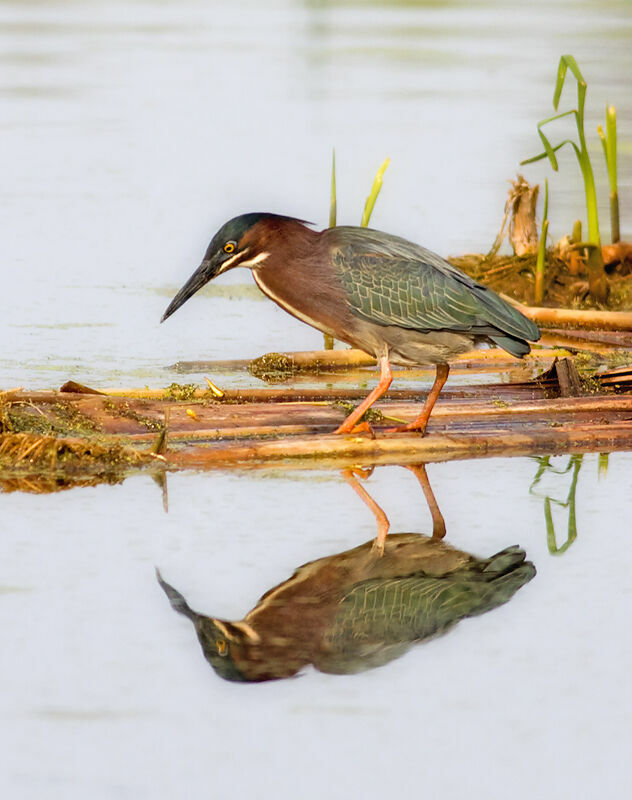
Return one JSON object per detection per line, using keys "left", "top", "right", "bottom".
{"left": 521, "top": 55, "right": 600, "bottom": 247}
{"left": 597, "top": 105, "right": 620, "bottom": 243}
{"left": 329, "top": 149, "right": 337, "bottom": 229}
{"left": 534, "top": 178, "right": 549, "bottom": 305}
{"left": 571, "top": 219, "right": 582, "bottom": 243}
{"left": 324, "top": 150, "right": 338, "bottom": 349}
{"left": 361, "top": 157, "right": 390, "bottom": 227}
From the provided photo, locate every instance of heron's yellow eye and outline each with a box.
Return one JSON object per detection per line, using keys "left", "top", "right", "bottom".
{"left": 216, "top": 639, "right": 228, "bottom": 656}
{"left": 223, "top": 242, "right": 236, "bottom": 254}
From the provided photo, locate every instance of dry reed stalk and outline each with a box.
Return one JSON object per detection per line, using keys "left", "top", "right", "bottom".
{"left": 505, "top": 303, "right": 632, "bottom": 331}
{"left": 116, "top": 395, "right": 632, "bottom": 443}
{"left": 163, "top": 419, "right": 632, "bottom": 471}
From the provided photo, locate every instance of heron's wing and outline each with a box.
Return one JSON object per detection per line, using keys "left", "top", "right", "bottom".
{"left": 315, "top": 546, "right": 535, "bottom": 674}
{"left": 330, "top": 227, "right": 540, "bottom": 345}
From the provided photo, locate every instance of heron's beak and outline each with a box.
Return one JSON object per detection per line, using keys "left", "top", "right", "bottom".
{"left": 160, "top": 257, "right": 217, "bottom": 323}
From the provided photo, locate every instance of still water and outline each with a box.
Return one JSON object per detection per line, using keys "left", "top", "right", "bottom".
{"left": 2, "top": 0, "right": 632, "bottom": 797}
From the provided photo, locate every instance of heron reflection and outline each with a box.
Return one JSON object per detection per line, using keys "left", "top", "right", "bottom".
{"left": 157, "top": 466, "right": 535, "bottom": 682}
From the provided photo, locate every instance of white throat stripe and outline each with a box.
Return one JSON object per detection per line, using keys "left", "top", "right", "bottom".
{"left": 240, "top": 251, "right": 270, "bottom": 269}
{"left": 217, "top": 248, "right": 249, "bottom": 274}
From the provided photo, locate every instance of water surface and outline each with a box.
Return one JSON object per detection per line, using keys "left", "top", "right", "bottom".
{"left": 2, "top": 1, "right": 632, "bottom": 797}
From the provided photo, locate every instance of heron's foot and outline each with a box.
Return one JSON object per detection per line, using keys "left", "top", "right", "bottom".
{"left": 385, "top": 421, "right": 428, "bottom": 435}
{"left": 333, "top": 420, "right": 376, "bottom": 436}
{"left": 344, "top": 466, "right": 375, "bottom": 480}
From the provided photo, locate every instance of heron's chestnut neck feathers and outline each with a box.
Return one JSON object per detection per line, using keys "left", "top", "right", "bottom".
{"left": 239, "top": 216, "right": 320, "bottom": 264}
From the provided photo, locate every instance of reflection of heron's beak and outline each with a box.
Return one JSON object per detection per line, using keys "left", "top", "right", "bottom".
{"left": 155, "top": 569, "right": 198, "bottom": 621}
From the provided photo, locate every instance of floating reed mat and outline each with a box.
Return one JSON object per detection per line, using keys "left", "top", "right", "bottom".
{"left": 164, "top": 418, "right": 632, "bottom": 470}
{"left": 2, "top": 361, "right": 632, "bottom": 471}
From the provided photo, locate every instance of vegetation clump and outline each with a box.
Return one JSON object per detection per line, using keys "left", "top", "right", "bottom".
{"left": 0, "top": 391, "right": 157, "bottom": 493}
{"left": 249, "top": 352, "right": 296, "bottom": 382}
{"left": 102, "top": 398, "right": 163, "bottom": 431}
{"left": 165, "top": 382, "right": 199, "bottom": 401}
{"left": 0, "top": 395, "right": 101, "bottom": 438}
{"left": 0, "top": 432, "right": 149, "bottom": 470}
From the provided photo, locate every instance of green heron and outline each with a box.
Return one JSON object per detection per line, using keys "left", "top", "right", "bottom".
{"left": 162, "top": 213, "right": 540, "bottom": 433}
{"left": 157, "top": 536, "right": 535, "bottom": 682}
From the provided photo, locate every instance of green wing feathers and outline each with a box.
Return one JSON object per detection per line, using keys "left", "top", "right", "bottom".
{"left": 331, "top": 227, "right": 540, "bottom": 353}
{"left": 327, "top": 546, "right": 535, "bottom": 647}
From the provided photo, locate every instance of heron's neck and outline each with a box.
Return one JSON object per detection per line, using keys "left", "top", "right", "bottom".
{"left": 248, "top": 219, "right": 320, "bottom": 266}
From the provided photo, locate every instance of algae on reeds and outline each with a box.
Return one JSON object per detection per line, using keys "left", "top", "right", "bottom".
{"left": 0, "top": 393, "right": 101, "bottom": 438}
{"left": 249, "top": 352, "right": 297, "bottom": 382}
{"left": 102, "top": 398, "right": 164, "bottom": 431}
{"left": 164, "top": 382, "right": 199, "bottom": 402}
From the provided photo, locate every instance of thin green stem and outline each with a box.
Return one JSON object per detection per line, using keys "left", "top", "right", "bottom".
{"left": 598, "top": 106, "right": 620, "bottom": 243}
{"left": 329, "top": 149, "right": 337, "bottom": 229}
{"left": 576, "top": 121, "right": 600, "bottom": 245}
{"left": 324, "top": 149, "right": 337, "bottom": 350}
{"left": 534, "top": 179, "right": 549, "bottom": 305}
{"left": 361, "top": 158, "right": 390, "bottom": 227}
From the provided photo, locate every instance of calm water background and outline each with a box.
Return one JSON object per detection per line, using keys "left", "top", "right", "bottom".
{"left": 2, "top": 1, "right": 632, "bottom": 798}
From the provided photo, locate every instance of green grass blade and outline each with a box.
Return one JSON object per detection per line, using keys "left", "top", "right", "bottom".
{"left": 329, "top": 149, "right": 337, "bottom": 229}
{"left": 605, "top": 105, "right": 618, "bottom": 189}
{"left": 572, "top": 219, "right": 582, "bottom": 242}
{"left": 538, "top": 126, "right": 560, "bottom": 170}
{"left": 534, "top": 179, "right": 549, "bottom": 304}
{"left": 521, "top": 136, "right": 574, "bottom": 168}
{"left": 597, "top": 124, "right": 608, "bottom": 162}
{"left": 361, "top": 157, "right": 390, "bottom": 227}
{"left": 599, "top": 106, "right": 619, "bottom": 243}
{"left": 324, "top": 150, "right": 337, "bottom": 349}
{"left": 554, "top": 55, "right": 586, "bottom": 115}
{"left": 553, "top": 56, "right": 568, "bottom": 109}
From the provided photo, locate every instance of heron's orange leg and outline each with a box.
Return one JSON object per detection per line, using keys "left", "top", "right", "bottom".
{"left": 341, "top": 468, "right": 390, "bottom": 556}
{"left": 406, "top": 464, "right": 446, "bottom": 539}
{"left": 334, "top": 355, "right": 392, "bottom": 435}
{"left": 387, "top": 363, "right": 449, "bottom": 434}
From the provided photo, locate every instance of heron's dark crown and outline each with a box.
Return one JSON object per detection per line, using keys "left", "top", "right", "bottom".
{"left": 212, "top": 212, "right": 310, "bottom": 250}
